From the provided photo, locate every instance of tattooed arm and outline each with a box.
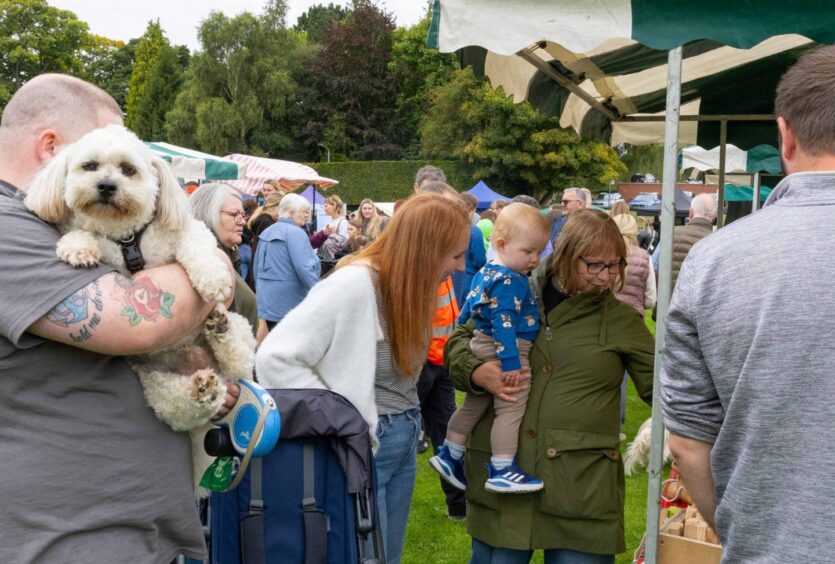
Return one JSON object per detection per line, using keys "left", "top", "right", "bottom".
{"left": 28, "top": 260, "right": 230, "bottom": 355}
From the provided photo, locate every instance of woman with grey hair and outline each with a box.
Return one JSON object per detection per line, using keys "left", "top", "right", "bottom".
{"left": 190, "top": 183, "right": 258, "bottom": 334}
{"left": 254, "top": 193, "right": 320, "bottom": 330}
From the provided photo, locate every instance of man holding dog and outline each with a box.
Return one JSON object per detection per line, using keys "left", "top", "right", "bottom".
{"left": 0, "top": 75, "right": 236, "bottom": 562}
{"left": 662, "top": 46, "right": 835, "bottom": 561}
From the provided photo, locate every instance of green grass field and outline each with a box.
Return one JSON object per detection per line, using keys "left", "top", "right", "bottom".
{"left": 401, "top": 313, "right": 658, "bottom": 564}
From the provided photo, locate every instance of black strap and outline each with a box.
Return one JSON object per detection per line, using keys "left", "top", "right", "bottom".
{"left": 116, "top": 224, "right": 149, "bottom": 273}
{"left": 302, "top": 443, "right": 328, "bottom": 564}
{"left": 239, "top": 459, "right": 266, "bottom": 564}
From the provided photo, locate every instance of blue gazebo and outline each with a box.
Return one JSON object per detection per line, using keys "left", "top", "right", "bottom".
{"left": 466, "top": 180, "right": 511, "bottom": 210}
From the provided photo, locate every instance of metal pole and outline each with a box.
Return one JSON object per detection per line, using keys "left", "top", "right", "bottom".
{"left": 752, "top": 171, "right": 761, "bottom": 213}
{"left": 717, "top": 121, "right": 727, "bottom": 228}
{"left": 644, "top": 45, "right": 682, "bottom": 564}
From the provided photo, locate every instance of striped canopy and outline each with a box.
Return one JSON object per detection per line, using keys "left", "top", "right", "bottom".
{"left": 429, "top": 0, "right": 835, "bottom": 148}
{"left": 145, "top": 142, "right": 246, "bottom": 180}
{"left": 220, "top": 154, "right": 338, "bottom": 196}
{"left": 681, "top": 144, "right": 782, "bottom": 175}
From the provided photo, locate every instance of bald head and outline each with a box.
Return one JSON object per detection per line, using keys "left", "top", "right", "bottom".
{"left": 0, "top": 74, "right": 122, "bottom": 189}
{"left": 690, "top": 193, "right": 718, "bottom": 222}
{"left": 1, "top": 74, "right": 122, "bottom": 138}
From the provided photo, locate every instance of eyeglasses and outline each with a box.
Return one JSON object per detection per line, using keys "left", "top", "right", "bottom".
{"left": 579, "top": 257, "right": 626, "bottom": 275}
{"left": 220, "top": 210, "right": 246, "bottom": 222}
{"left": 561, "top": 199, "right": 580, "bottom": 205}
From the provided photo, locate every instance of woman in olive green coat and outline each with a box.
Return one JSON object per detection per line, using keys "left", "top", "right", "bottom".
{"left": 444, "top": 209, "right": 654, "bottom": 563}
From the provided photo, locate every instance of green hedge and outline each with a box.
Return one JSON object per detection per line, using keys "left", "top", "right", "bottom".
{"left": 302, "top": 160, "right": 474, "bottom": 205}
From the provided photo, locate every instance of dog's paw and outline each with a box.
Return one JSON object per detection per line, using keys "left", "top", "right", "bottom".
{"left": 204, "top": 306, "right": 230, "bottom": 335}
{"left": 57, "top": 242, "right": 102, "bottom": 268}
{"left": 190, "top": 368, "right": 223, "bottom": 404}
{"left": 194, "top": 272, "right": 233, "bottom": 304}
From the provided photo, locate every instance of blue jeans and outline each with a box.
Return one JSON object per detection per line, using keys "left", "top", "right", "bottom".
{"left": 470, "top": 538, "right": 615, "bottom": 564}
{"left": 373, "top": 407, "right": 421, "bottom": 564}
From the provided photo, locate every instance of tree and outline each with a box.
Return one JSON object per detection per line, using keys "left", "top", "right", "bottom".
{"left": 133, "top": 45, "right": 186, "bottom": 140}
{"left": 166, "top": 3, "right": 308, "bottom": 156}
{"left": 0, "top": 0, "right": 89, "bottom": 107}
{"left": 300, "top": 1, "right": 400, "bottom": 160}
{"left": 125, "top": 21, "right": 175, "bottom": 132}
{"left": 421, "top": 68, "right": 625, "bottom": 200}
{"left": 294, "top": 3, "right": 348, "bottom": 44}
{"left": 78, "top": 35, "right": 133, "bottom": 109}
{"left": 389, "top": 14, "right": 457, "bottom": 158}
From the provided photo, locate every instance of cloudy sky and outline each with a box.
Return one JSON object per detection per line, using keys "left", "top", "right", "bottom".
{"left": 50, "top": 0, "right": 429, "bottom": 49}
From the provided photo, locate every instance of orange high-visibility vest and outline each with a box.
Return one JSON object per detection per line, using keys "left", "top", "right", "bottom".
{"left": 427, "top": 276, "right": 459, "bottom": 366}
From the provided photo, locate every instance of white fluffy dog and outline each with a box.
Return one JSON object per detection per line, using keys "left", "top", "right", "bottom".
{"left": 25, "top": 124, "right": 256, "bottom": 487}
{"left": 624, "top": 417, "right": 672, "bottom": 476}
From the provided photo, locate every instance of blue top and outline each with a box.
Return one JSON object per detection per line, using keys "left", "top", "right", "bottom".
{"left": 457, "top": 263, "right": 540, "bottom": 372}
{"left": 254, "top": 218, "right": 320, "bottom": 322}
{"left": 451, "top": 225, "right": 487, "bottom": 308}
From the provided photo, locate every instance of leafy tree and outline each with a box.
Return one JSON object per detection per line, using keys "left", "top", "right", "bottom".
{"left": 125, "top": 21, "right": 171, "bottom": 131}
{"left": 421, "top": 68, "right": 625, "bottom": 200}
{"left": 0, "top": 0, "right": 88, "bottom": 106}
{"left": 133, "top": 45, "right": 186, "bottom": 140}
{"left": 166, "top": 3, "right": 308, "bottom": 156}
{"left": 389, "top": 14, "right": 457, "bottom": 158}
{"left": 300, "top": 0, "right": 400, "bottom": 160}
{"left": 294, "top": 3, "right": 349, "bottom": 44}
{"left": 78, "top": 35, "right": 134, "bottom": 109}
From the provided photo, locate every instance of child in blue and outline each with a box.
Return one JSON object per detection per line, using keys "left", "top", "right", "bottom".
{"left": 429, "top": 203, "right": 549, "bottom": 493}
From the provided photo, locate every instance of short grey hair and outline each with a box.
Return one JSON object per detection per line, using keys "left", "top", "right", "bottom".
{"left": 511, "top": 194, "right": 540, "bottom": 208}
{"left": 690, "top": 193, "right": 718, "bottom": 220}
{"left": 563, "top": 187, "right": 586, "bottom": 206}
{"left": 190, "top": 183, "right": 241, "bottom": 238}
{"left": 278, "top": 193, "right": 311, "bottom": 219}
{"left": 415, "top": 165, "right": 446, "bottom": 188}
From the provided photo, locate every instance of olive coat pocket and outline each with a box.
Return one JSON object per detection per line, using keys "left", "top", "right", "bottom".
{"left": 536, "top": 429, "right": 623, "bottom": 520}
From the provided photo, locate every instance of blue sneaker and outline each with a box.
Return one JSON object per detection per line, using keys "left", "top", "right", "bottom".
{"left": 484, "top": 460, "right": 543, "bottom": 493}
{"left": 428, "top": 445, "right": 467, "bottom": 491}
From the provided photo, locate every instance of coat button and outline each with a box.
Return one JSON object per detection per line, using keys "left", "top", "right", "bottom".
{"left": 546, "top": 447, "right": 557, "bottom": 458}
{"left": 606, "top": 449, "right": 620, "bottom": 461}
{"left": 527, "top": 429, "right": 536, "bottom": 438}
{"left": 541, "top": 364, "right": 552, "bottom": 373}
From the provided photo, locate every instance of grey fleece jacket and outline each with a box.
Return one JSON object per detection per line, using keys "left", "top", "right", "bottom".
{"left": 660, "top": 172, "right": 835, "bottom": 563}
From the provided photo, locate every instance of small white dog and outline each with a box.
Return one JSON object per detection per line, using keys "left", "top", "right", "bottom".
{"left": 624, "top": 417, "right": 672, "bottom": 476}
{"left": 25, "top": 124, "right": 256, "bottom": 488}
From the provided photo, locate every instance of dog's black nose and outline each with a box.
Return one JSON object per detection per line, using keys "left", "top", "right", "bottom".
{"left": 97, "top": 179, "right": 118, "bottom": 199}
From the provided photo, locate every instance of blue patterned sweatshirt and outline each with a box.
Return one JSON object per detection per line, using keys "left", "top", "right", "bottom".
{"left": 457, "top": 263, "right": 540, "bottom": 372}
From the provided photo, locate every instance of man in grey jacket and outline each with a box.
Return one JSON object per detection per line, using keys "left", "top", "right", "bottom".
{"left": 661, "top": 46, "right": 835, "bottom": 561}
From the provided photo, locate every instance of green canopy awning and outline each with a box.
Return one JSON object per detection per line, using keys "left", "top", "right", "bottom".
{"left": 681, "top": 144, "right": 782, "bottom": 174}
{"left": 145, "top": 142, "right": 246, "bottom": 181}
{"left": 429, "top": 0, "right": 835, "bottom": 148}
{"left": 724, "top": 183, "right": 773, "bottom": 202}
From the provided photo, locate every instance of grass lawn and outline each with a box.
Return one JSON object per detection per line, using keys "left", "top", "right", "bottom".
{"left": 402, "top": 313, "right": 659, "bottom": 564}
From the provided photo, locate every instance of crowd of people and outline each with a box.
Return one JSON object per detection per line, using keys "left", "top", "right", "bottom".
{"left": 3, "top": 44, "right": 835, "bottom": 564}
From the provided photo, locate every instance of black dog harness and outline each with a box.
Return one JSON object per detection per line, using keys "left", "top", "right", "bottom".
{"left": 116, "top": 224, "right": 149, "bottom": 274}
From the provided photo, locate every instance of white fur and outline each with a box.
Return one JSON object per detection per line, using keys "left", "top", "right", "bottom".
{"left": 25, "top": 124, "right": 255, "bottom": 491}
{"left": 624, "top": 417, "right": 672, "bottom": 476}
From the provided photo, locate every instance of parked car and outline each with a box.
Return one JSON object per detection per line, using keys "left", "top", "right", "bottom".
{"left": 592, "top": 191, "right": 624, "bottom": 209}
{"left": 631, "top": 173, "right": 658, "bottom": 183}
{"left": 629, "top": 192, "right": 662, "bottom": 210}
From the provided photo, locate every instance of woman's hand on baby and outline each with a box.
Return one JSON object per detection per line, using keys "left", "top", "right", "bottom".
{"left": 472, "top": 360, "right": 530, "bottom": 402}
{"left": 502, "top": 369, "right": 522, "bottom": 386}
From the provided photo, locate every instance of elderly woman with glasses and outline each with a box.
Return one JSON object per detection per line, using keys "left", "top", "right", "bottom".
{"left": 254, "top": 193, "right": 320, "bottom": 331}
{"left": 190, "top": 183, "right": 258, "bottom": 333}
{"left": 444, "top": 208, "right": 654, "bottom": 564}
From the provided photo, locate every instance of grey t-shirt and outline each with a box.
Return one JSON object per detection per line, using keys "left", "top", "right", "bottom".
{"left": 0, "top": 182, "right": 205, "bottom": 563}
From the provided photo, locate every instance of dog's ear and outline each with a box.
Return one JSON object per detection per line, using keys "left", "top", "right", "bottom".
{"left": 151, "top": 155, "right": 191, "bottom": 231}
{"left": 24, "top": 148, "right": 72, "bottom": 224}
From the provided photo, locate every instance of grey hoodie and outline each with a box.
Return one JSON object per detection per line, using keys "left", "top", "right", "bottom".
{"left": 661, "top": 172, "right": 835, "bottom": 562}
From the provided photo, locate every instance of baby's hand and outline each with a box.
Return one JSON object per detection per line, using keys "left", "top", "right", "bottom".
{"left": 502, "top": 369, "right": 522, "bottom": 386}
